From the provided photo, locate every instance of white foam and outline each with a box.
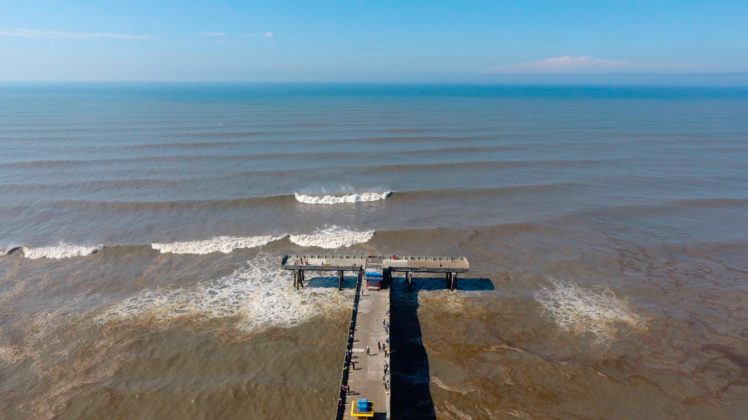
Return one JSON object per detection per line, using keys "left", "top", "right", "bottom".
{"left": 0, "top": 345, "right": 23, "bottom": 364}
{"left": 289, "top": 226, "right": 374, "bottom": 249}
{"left": 151, "top": 235, "right": 285, "bottom": 255}
{"left": 535, "top": 279, "right": 646, "bottom": 343}
{"left": 294, "top": 191, "right": 391, "bottom": 204}
{"left": 97, "top": 255, "right": 353, "bottom": 332}
{"left": 22, "top": 243, "right": 103, "bottom": 259}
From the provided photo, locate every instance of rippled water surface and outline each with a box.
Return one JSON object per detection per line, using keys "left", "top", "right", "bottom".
{"left": 1, "top": 84, "right": 747, "bottom": 419}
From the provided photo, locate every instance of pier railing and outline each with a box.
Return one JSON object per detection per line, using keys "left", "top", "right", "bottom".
{"left": 335, "top": 269, "right": 363, "bottom": 420}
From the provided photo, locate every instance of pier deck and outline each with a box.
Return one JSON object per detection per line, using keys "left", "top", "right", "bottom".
{"left": 281, "top": 254, "right": 469, "bottom": 275}
{"left": 384, "top": 255, "right": 469, "bottom": 273}
{"left": 281, "top": 254, "right": 366, "bottom": 271}
{"left": 344, "top": 281, "right": 390, "bottom": 419}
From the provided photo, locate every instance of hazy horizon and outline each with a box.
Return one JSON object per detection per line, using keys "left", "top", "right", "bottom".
{"left": 2, "top": 74, "right": 748, "bottom": 87}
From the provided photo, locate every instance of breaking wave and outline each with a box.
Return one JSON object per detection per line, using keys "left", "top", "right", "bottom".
{"left": 289, "top": 226, "right": 374, "bottom": 248}
{"left": 535, "top": 279, "right": 646, "bottom": 343}
{"left": 7, "top": 226, "right": 375, "bottom": 258}
{"left": 151, "top": 235, "right": 285, "bottom": 255}
{"left": 20, "top": 243, "right": 104, "bottom": 260}
{"left": 97, "top": 255, "right": 353, "bottom": 332}
{"left": 294, "top": 191, "right": 391, "bottom": 204}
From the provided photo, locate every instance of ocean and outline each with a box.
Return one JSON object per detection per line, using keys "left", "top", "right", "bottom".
{"left": 0, "top": 84, "right": 747, "bottom": 419}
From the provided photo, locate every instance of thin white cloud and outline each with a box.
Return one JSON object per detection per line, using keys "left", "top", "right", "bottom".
{"left": 0, "top": 28, "right": 150, "bottom": 40}
{"left": 200, "top": 31, "right": 226, "bottom": 37}
{"left": 495, "top": 55, "right": 640, "bottom": 73}
{"left": 240, "top": 32, "right": 274, "bottom": 38}
{"left": 501, "top": 55, "right": 700, "bottom": 73}
{"left": 534, "top": 55, "right": 630, "bottom": 71}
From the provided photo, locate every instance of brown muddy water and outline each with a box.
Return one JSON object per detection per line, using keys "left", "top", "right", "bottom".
{"left": 1, "top": 84, "right": 747, "bottom": 419}
{"left": 2, "top": 223, "right": 747, "bottom": 419}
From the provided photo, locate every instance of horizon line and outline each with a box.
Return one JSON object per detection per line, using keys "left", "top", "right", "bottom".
{"left": 1, "top": 72, "right": 747, "bottom": 84}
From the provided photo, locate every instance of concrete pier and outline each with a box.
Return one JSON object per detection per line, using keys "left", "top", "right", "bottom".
{"left": 280, "top": 254, "right": 470, "bottom": 419}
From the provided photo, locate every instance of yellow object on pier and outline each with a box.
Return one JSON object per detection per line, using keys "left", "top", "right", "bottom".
{"left": 350, "top": 400, "right": 375, "bottom": 418}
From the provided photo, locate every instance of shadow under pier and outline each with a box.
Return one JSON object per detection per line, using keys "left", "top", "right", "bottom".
{"left": 390, "top": 276, "right": 434, "bottom": 419}
{"left": 390, "top": 276, "right": 493, "bottom": 419}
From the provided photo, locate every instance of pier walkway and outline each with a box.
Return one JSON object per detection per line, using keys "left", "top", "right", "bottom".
{"left": 344, "top": 278, "right": 390, "bottom": 419}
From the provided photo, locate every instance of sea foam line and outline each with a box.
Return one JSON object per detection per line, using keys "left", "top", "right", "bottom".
{"left": 151, "top": 226, "right": 374, "bottom": 254}
{"left": 151, "top": 235, "right": 286, "bottom": 255}
{"left": 8, "top": 226, "right": 374, "bottom": 259}
{"left": 289, "top": 226, "right": 374, "bottom": 249}
{"left": 20, "top": 243, "right": 104, "bottom": 260}
{"left": 294, "top": 191, "right": 391, "bottom": 204}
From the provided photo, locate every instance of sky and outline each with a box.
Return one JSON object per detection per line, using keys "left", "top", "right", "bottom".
{"left": 1, "top": 0, "right": 747, "bottom": 83}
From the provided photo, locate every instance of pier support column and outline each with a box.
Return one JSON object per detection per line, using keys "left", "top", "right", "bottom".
{"left": 338, "top": 270, "right": 344, "bottom": 291}
{"left": 293, "top": 270, "right": 299, "bottom": 290}
{"left": 451, "top": 272, "right": 457, "bottom": 291}
{"left": 406, "top": 271, "right": 412, "bottom": 291}
{"left": 445, "top": 272, "right": 451, "bottom": 290}
{"left": 299, "top": 270, "right": 305, "bottom": 289}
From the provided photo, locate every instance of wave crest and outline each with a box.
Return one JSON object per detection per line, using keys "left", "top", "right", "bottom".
{"left": 21, "top": 243, "right": 104, "bottom": 259}
{"left": 10, "top": 227, "right": 375, "bottom": 259}
{"left": 290, "top": 226, "right": 374, "bottom": 249}
{"left": 151, "top": 235, "right": 285, "bottom": 255}
{"left": 294, "top": 191, "right": 391, "bottom": 204}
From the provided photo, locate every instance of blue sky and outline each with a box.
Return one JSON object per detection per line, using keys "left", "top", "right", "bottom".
{"left": 1, "top": 0, "right": 747, "bottom": 82}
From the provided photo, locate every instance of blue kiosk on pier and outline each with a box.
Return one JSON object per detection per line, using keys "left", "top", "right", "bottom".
{"left": 364, "top": 268, "right": 383, "bottom": 290}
